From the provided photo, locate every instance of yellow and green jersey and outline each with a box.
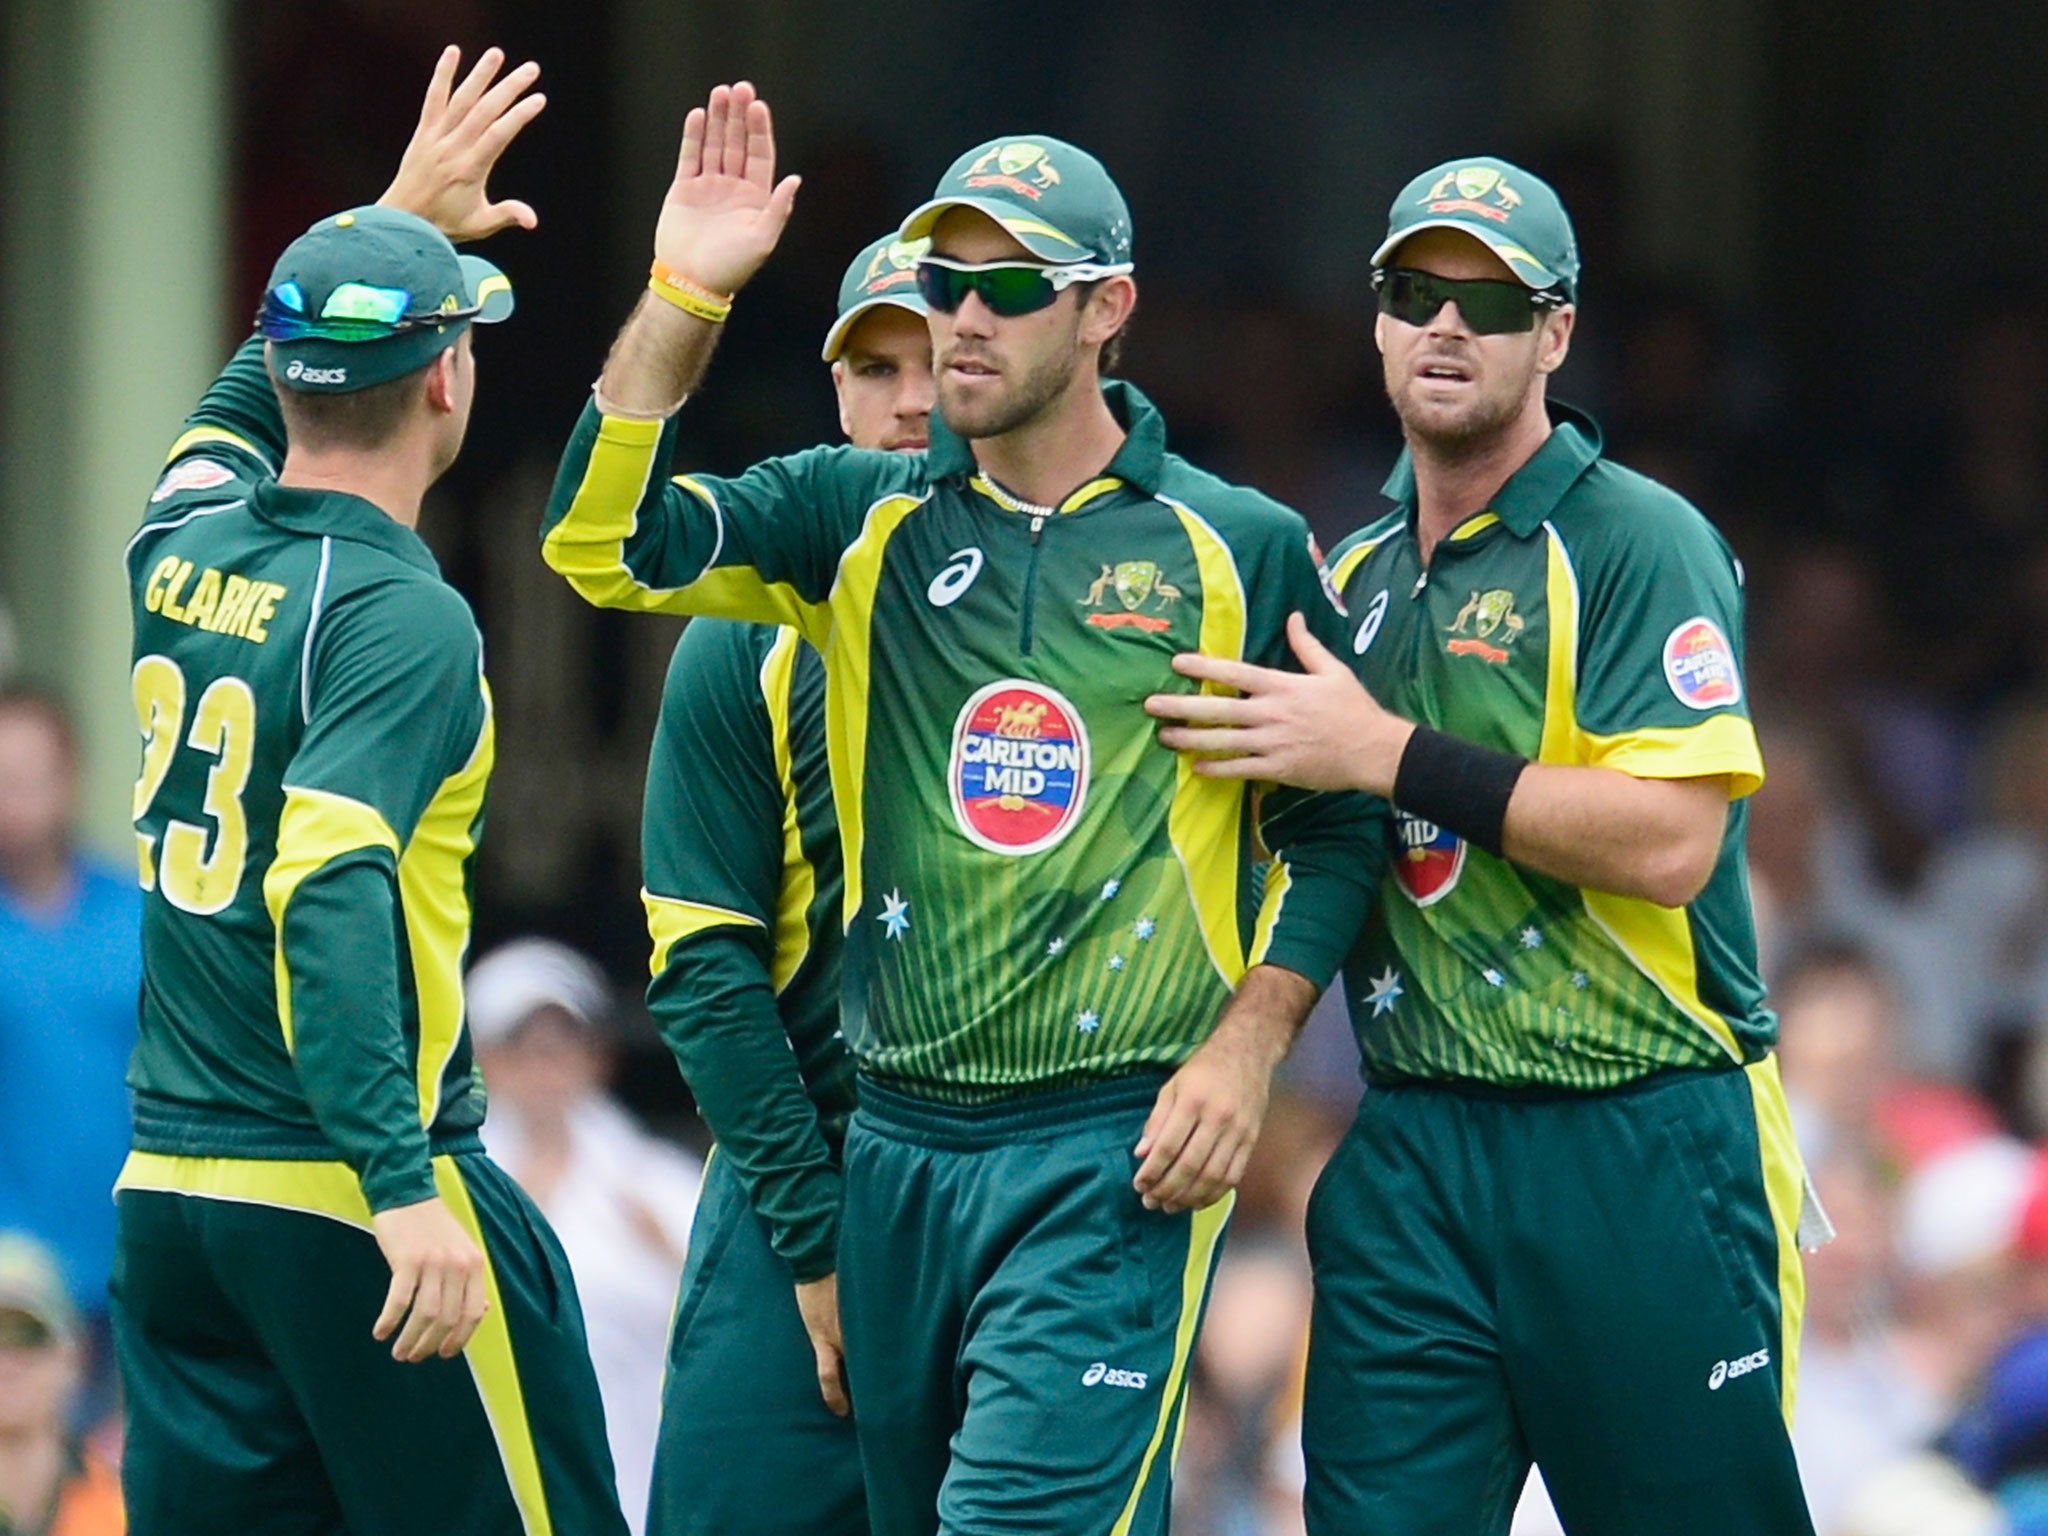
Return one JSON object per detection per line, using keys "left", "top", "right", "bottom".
{"left": 545, "top": 380, "right": 1386, "bottom": 1104}
{"left": 125, "top": 337, "right": 493, "bottom": 1211}
{"left": 642, "top": 618, "right": 850, "bottom": 1281}
{"left": 1329, "top": 406, "right": 1769, "bottom": 1090}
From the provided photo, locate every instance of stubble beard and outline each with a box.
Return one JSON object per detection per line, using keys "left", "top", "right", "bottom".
{"left": 1386, "top": 358, "right": 1536, "bottom": 465}
{"left": 939, "top": 338, "right": 1082, "bottom": 441}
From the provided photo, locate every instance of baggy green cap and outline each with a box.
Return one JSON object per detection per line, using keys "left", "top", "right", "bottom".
{"left": 262, "top": 205, "right": 515, "bottom": 394}
{"left": 900, "top": 136, "right": 1133, "bottom": 270}
{"left": 1373, "top": 157, "right": 1579, "bottom": 300}
{"left": 821, "top": 232, "right": 931, "bottom": 361}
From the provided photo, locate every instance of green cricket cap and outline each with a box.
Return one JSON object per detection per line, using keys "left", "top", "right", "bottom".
{"left": 262, "top": 205, "right": 514, "bottom": 394}
{"left": 900, "top": 136, "right": 1133, "bottom": 270}
{"left": 821, "top": 232, "right": 931, "bottom": 361}
{"left": 1373, "top": 156, "right": 1579, "bottom": 300}
{"left": 0, "top": 1231, "right": 78, "bottom": 1345}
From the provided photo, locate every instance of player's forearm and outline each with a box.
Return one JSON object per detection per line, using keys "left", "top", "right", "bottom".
{"left": 1206, "top": 963, "right": 1320, "bottom": 1067}
{"left": 652, "top": 934, "right": 844, "bottom": 1280}
{"left": 276, "top": 858, "right": 436, "bottom": 1210}
{"left": 597, "top": 289, "right": 723, "bottom": 417}
{"left": 1501, "top": 765, "right": 1729, "bottom": 907}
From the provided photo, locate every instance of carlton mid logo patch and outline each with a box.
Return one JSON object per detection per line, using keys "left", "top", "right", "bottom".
{"left": 1393, "top": 811, "right": 1465, "bottom": 906}
{"left": 950, "top": 680, "right": 1090, "bottom": 855}
{"left": 1664, "top": 617, "right": 1741, "bottom": 710}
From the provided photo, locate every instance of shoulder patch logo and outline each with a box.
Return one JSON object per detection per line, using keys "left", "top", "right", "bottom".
{"left": 151, "top": 458, "right": 235, "bottom": 503}
{"left": 1354, "top": 589, "right": 1391, "bottom": 655}
{"left": 928, "top": 547, "right": 985, "bottom": 607}
{"left": 1664, "top": 617, "right": 1741, "bottom": 710}
{"left": 950, "top": 680, "right": 1090, "bottom": 855}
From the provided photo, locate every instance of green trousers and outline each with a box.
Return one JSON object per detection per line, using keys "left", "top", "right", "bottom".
{"left": 650, "top": 1149, "right": 867, "bottom": 1536}
{"left": 112, "top": 1147, "right": 627, "bottom": 1536}
{"left": 839, "top": 1075, "right": 1230, "bottom": 1536}
{"left": 1302, "top": 1057, "right": 1814, "bottom": 1536}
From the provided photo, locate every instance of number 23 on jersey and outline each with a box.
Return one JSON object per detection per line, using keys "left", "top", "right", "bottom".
{"left": 132, "top": 653, "right": 256, "bottom": 914}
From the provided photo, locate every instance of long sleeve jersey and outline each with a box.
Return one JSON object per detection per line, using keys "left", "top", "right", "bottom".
{"left": 125, "top": 337, "right": 492, "bottom": 1210}
{"left": 642, "top": 619, "right": 850, "bottom": 1280}
{"left": 545, "top": 379, "right": 1387, "bottom": 1103}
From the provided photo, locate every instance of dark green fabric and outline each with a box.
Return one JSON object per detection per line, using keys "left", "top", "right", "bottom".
{"left": 1300, "top": 1070, "right": 1811, "bottom": 1536}
{"left": 545, "top": 381, "right": 1387, "bottom": 1102}
{"left": 128, "top": 343, "right": 490, "bottom": 1210}
{"left": 837, "top": 1076, "right": 1225, "bottom": 1536}
{"left": 650, "top": 1152, "right": 866, "bottom": 1536}
{"left": 644, "top": 620, "right": 850, "bottom": 1280}
{"left": 111, "top": 1154, "right": 624, "bottom": 1536}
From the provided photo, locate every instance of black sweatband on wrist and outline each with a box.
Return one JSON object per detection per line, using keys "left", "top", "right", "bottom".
{"left": 1391, "top": 726, "right": 1528, "bottom": 858}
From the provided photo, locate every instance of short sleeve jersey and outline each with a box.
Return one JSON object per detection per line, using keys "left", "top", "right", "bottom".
{"left": 1327, "top": 406, "right": 1769, "bottom": 1090}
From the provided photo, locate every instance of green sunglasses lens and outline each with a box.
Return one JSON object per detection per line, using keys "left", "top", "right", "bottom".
{"left": 1379, "top": 269, "right": 1540, "bottom": 335}
{"left": 915, "top": 262, "right": 1061, "bottom": 317}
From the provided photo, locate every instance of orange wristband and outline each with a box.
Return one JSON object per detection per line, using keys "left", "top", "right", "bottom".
{"left": 648, "top": 261, "right": 733, "bottom": 324}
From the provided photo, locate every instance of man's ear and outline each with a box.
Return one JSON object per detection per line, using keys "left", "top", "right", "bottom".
{"left": 1536, "top": 305, "right": 1575, "bottom": 376}
{"left": 423, "top": 346, "right": 460, "bottom": 412}
{"left": 1080, "top": 274, "right": 1137, "bottom": 348}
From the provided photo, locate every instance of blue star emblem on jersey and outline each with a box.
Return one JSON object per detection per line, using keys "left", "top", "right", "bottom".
{"left": 1108, "top": 953, "right": 1126, "bottom": 972}
{"left": 1571, "top": 970, "right": 1590, "bottom": 990}
{"left": 1364, "top": 966, "right": 1403, "bottom": 1017}
{"left": 1100, "top": 877, "right": 1122, "bottom": 901}
{"left": 1483, "top": 968, "right": 1505, "bottom": 987}
{"left": 1133, "top": 916, "right": 1156, "bottom": 941}
{"left": 878, "top": 890, "right": 911, "bottom": 941}
{"left": 1519, "top": 926, "right": 1543, "bottom": 949}
{"left": 1047, "top": 936, "right": 1067, "bottom": 958}
{"left": 1075, "top": 1008, "right": 1101, "bottom": 1034}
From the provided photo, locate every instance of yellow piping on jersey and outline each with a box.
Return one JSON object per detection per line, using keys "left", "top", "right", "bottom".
{"left": 1540, "top": 522, "right": 1743, "bottom": 1062}
{"left": 1583, "top": 717, "right": 1762, "bottom": 800}
{"left": 824, "top": 493, "right": 927, "bottom": 931}
{"left": 644, "top": 893, "right": 765, "bottom": 975}
{"left": 401, "top": 678, "right": 493, "bottom": 1128}
{"left": 1247, "top": 855, "right": 1294, "bottom": 969}
{"left": 164, "top": 424, "right": 264, "bottom": 469}
{"left": 761, "top": 627, "right": 818, "bottom": 992}
{"left": 539, "top": 413, "right": 828, "bottom": 644}
{"left": 1329, "top": 531, "right": 1395, "bottom": 593}
{"left": 264, "top": 787, "right": 401, "bottom": 1054}
{"left": 1448, "top": 512, "right": 1500, "bottom": 541}
{"left": 1160, "top": 496, "right": 1249, "bottom": 987}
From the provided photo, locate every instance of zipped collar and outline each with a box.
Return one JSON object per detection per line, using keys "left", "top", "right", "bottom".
{"left": 1380, "top": 400, "right": 1604, "bottom": 540}
{"left": 926, "top": 377, "right": 1168, "bottom": 497}
{"left": 250, "top": 480, "right": 442, "bottom": 576}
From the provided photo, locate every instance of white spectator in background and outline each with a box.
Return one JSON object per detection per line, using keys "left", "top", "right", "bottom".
{"left": 468, "top": 938, "right": 702, "bottom": 1536}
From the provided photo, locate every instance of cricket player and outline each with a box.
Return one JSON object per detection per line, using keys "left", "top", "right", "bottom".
{"left": 1148, "top": 158, "right": 1820, "bottom": 1535}
{"left": 641, "top": 229, "right": 934, "bottom": 1536}
{"left": 112, "top": 49, "right": 628, "bottom": 1536}
{"left": 541, "top": 83, "right": 1384, "bottom": 1536}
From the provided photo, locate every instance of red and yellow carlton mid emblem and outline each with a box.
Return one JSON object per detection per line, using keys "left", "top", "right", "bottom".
{"left": 1663, "top": 617, "right": 1741, "bottom": 710}
{"left": 950, "top": 680, "right": 1091, "bottom": 855}
{"left": 1393, "top": 811, "right": 1466, "bottom": 907}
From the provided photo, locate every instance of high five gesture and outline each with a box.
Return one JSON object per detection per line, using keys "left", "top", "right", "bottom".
{"left": 380, "top": 45, "right": 546, "bottom": 242}
{"left": 657, "top": 81, "right": 802, "bottom": 296}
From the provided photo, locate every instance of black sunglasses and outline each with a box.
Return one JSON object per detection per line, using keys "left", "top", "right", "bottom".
{"left": 1373, "top": 268, "right": 1565, "bottom": 335}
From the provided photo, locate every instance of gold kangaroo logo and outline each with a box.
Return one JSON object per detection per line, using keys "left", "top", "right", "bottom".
{"left": 1081, "top": 565, "right": 1115, "bottom": 607}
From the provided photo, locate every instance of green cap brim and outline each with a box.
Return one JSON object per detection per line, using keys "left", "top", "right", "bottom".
{"left": 900, "top": 196, "right": 1092, "bottom": 263}
{"left": 460, "top": 254, "right": 515, "bottom": 323}
{"left": 1371, "top": 219, "right": 1564, "bottom": 292}
{"left": 821, "top": 294, "right": 929, "bottom": 362}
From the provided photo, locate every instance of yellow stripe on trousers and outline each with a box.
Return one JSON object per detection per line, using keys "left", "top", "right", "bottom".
{"left": 1110, "top": 1192, "right": 1234, "bottom": 1535}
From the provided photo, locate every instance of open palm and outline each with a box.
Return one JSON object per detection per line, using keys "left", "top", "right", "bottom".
{"left": 380, "top": 46, "right": 545, "bottom": 242}
{"left": 655, "top": 81, "right": 801, "bottom": 296}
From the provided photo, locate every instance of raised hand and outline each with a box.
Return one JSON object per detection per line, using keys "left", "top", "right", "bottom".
{"left": 380, "top": 45, "right": 546, "bottom": 242}
{"left": 654, "top": 81, "right": 801, "bottom": 296}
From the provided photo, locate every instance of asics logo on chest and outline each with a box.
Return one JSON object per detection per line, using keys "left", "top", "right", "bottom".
{"left": 928, "top": 547, "right": 985, "bottom": 607}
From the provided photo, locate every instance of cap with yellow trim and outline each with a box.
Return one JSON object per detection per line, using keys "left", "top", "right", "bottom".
{"left": 900, "top": 136, "right": 1133, "bottom": 270}
{"left": 1372, "top": 156, "right": 1578, "bottom": 302}
{"left": 260, "top": 205, "right": 515, "bottom": 394}
{"left": 821, "top": 232, "right": 931, "bottom": 362}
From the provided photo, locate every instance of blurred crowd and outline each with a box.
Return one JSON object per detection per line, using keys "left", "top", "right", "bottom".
{"left": 10, "top": 134, "right": 2048, "bottom": 1536}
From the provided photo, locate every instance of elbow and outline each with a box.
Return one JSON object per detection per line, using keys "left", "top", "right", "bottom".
{"left": 1637, "top": 834, "right": 1718, "bottom": 909}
